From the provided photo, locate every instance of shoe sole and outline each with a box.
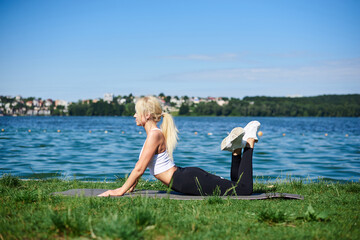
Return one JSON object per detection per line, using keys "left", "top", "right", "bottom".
{"left": 243, "top": 121, "right": 261, "bottom": 142}
{"left": 221, "top": 127, "right": 245, "bottom": 151}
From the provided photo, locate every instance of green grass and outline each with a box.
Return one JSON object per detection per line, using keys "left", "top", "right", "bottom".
{"left": 0, "top": 174, "right": 359, "bottom": 239}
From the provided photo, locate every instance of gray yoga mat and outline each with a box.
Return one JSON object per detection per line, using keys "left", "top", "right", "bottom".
{"left": 52, "top": 189, "right": 304, "bottom": 200}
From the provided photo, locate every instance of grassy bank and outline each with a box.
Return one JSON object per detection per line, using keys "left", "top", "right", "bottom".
{"left": 0, "top": 175, "right": 359, "bottom": 239}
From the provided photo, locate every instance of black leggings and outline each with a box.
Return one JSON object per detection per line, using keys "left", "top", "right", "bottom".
{"left": 171, "top": 147, "right": 253, "bottom": 196}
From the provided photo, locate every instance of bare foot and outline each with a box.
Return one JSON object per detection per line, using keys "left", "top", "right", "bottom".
{"left": 232, "top": 138, "right": 256, "bottom": 155}
{"left": 246, "top": 138, "right": 255, "bottom": 148}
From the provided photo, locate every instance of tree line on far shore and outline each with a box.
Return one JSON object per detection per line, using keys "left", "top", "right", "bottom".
{"left": 181, "top": 94, "right": 360, "bottom": 117}
{"left": 66, "top": 94, "right": 360, "bottom": 117}
{"left": 67, "top": 95, "right": 135, "bottom": 116}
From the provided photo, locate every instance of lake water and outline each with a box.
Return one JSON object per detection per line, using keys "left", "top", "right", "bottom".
{"left": 0, "top": 116, "right": 359, "bottom": 182}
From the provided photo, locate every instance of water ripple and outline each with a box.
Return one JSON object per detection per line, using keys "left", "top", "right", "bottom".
{"left": 0, "top": 116, "right": 359, "bottom": 181}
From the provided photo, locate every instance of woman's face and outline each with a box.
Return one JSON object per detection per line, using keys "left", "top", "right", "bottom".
{"left": 134, "top": 112, "right": 146, "bottom": 126}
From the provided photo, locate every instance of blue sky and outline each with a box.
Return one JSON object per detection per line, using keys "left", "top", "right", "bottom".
{"left": 1, "top": 0, "right": 359, "bottom": 101}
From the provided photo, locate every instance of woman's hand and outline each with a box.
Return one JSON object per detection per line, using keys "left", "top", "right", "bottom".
{"left": 97, "top": 188, "right": 124, "bottom": 197}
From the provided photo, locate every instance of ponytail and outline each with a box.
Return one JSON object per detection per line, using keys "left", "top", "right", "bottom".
{"left": 160, "top": 112, "right": 178, "bottom": 160}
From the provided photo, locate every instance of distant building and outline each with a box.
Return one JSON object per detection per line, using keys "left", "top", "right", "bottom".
{"left": 6, "top": 108, "right": 13, "bottom": 115}
{"left": 104, "top": 93, "right": 114, "bottom": 103}
{"left": 38, "top": 109, "right": 51, "bottom": 115}
{"left": 26, "top": 109, "right": 35, "bottom": 115}
{"left": 158, "top": 98, "right": 166, "bottom": 106}
{"left": 170, "top": 97, "right": 183, "bottom": 107}
{"left": 117, "top": 98, "right": 126, "bottom": 104}
{"left": 33, "top": 99, "right": 40, "bottom": 107}
{"left": 193, "top": 97, "right": 200, "bottom": 104}
{"left": 26, "top": 101, "right": 33, "bottom": 107}
{"left": 45, "top": 99, "right": 53, "bottom": 107}
{"left": 55, "top": 100, "right": 68, "bottom": 108}
{"left": 216, "top": 98, "right": 228, "bottom": 106}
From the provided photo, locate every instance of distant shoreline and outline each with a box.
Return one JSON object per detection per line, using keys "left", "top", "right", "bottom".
{"left": 2, "top": 94, "right": 359, "bottom": 117}
{"left": 1, "top": 115, "right": 359, "bottom": 118}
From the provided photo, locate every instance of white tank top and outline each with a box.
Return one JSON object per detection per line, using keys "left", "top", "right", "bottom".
{"left": 139, "top": 128, "right": 175, "bottom": 176}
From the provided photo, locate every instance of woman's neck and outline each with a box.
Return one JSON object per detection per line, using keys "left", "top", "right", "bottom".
{"left": 144, "top": 121, "right": 158, "bottom": 135}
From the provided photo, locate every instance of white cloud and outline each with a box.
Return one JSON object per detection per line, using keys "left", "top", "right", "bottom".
{"left": 160, "top": 53, "right": 238, "bottom": 61}
{"left": 161, "top": 58, "right": 360, "bottom": 85}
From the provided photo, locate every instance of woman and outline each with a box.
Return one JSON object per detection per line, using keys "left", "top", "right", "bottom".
{"left": 98, "top": 96, "right": 260, "bottom": 197}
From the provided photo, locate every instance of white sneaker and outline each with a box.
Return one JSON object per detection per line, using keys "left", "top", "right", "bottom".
{"left": 242, "top": 121, "right": 261, "bottom": 145}
{"left": 221, "top": 127, "right": 245, "bottom": 152}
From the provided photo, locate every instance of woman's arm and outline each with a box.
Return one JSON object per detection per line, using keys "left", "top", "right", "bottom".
{"left": 98, "top": 131, "right": 162, "bottom": 196}
{"left": 127, "top": 179, "right": 138, "bottom": 193}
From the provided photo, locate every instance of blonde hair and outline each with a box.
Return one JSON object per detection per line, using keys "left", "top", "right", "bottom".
{"left": 135, "top": 96, "right": 178, "bottom": 159}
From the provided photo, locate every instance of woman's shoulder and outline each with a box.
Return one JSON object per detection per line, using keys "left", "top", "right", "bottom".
{"left": 147, "top": 128, "right": 165, "bottom": 141}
